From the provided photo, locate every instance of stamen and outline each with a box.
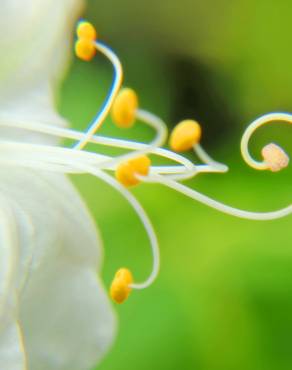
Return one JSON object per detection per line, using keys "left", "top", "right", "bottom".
{"left": 76, "top": 20, "right": 97, "bottom": 41}
{"left": 0, "top": 135, "right": 290, "bottom": 306}
{"left": 80, "top": 166, "right": 160, "bottom": 294}
{"left": 193, "top": 144, "right": 228, "bottom": 173}
{"left": 75, "top": 20, "right": 97, "bottom": 62}
{"left": 73, "top": 22, "right": 123, "bottom": 149}
{"left": 75, "top": 39, "right": 96, "bottom": 62}
{"left": 141, "top": 174, "right": 292, "bottom": 220}
{"left": 169, "top": 119, "right": 202, "bottom": 152}
{"left": 111, "top": 88, "right": 138, "bottom": 128}
{"left": 0, "top": 138, "right": 289, "bottom": 222}
{"left": 99, "top": 109, "right": 168, "bottom": 170}
{"left": 110, "top": 268, "right": 133, "bottom": 304}
{"left": 116, "top": 156, "right": 151, "bottom": 187}
{"left": 0, "top": 119, "right": 191, "bottom": 175}
{"left": 0, "top": 20, "right": 290, "bottom": 305}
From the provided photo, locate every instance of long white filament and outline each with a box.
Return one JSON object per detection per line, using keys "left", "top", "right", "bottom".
{"left": 144, "top": 174, "right": 292, "bottom": 220}
{"left": 194, "top": 144, "right": 228, "bottom": 173}
{"left": 73, "top": 41, "right": 123, "bottom": 150}
{"left": 91, "top": 108, "right": 168, "bottom": 169}
{"left": 0, "top": 133, "right": 290, "bottom": 291}
{"left": 78, "top": 166, "right": 160, "bottom": 290}
{"left": 0, "top": 120, "right": 196, "bottom": 175}
{"left": 0, "top": 122, "right": 290, "bottom": 292}
{"left": 0, "top": 139, "right": 290, "bottom": 221}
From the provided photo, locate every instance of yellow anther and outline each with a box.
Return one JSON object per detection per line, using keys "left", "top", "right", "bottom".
{"left": 77, "top": 21, "right": 97, "bottom": 41}
{"left": 169, "top": 119, "right": 202, "bottom": 152}
{"left": 110, "top": 268, "right": 133, "bottom": 304}
{"left": 261, "top": 143, "right": 289, "bottom": 172}
{"left": 116, "top": 155, "right": 151, "bottom": 187}
{"left": 75, "top": 38, "right": 96, "bottom": 62}
{"left": 111, "top": 88, "right": 138, "bottom": 128}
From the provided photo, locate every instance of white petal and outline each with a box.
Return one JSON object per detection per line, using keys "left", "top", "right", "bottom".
{"left": 0, "top": 319, "right": 27, "bottom": 370}
{"left": 0, "top": 0, "right": 84, "bottom": 143}
{"left": 0, "top": 196, "right": 27, "bottom": 369}
{"left": 0, "top": 195, "right": 20, "bottom": 320}
{"left": 20, "top": 260, "right": 116, "bottom": 370}
{"left": 0, "top": 0, "right": 84, "bottom": 91}
{"left": 0, "top": 169, "right": 116, "bottom": 369}
{"left": 0, "top": 169, "right": 102, "bottom": 269}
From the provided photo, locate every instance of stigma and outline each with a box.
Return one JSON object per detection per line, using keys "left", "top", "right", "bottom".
{"left": 261, "top": 143, "right": 289, "bottom": 172}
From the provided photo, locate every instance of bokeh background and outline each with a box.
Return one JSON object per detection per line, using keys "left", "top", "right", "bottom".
{"left": 59, "top": 1, "right": 291, "bottom": 369}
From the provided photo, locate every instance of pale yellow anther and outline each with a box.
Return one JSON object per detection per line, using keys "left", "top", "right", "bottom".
{"left": 110, "top": 268, "right": 133, "bottom": 304}
{"left": 169, "top": 119, "right": 202, "bottom": 152}
{"left": 261, "top": 143, "right": 289, "bottom": 172}
{"left": 77, "top": 21, "right": 97, "bottom": 41}
{"left": 111, "top": 88, "right": 138, "bottom": 128}
{"left": 116, "top": 155, "right": 151, "bottom": 187}
{"left": 75, "top": 38, "right": 96, "bottom": 62}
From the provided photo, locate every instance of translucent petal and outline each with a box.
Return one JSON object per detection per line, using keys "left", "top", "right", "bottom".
{"left": 0, "top": 168, "right": 116, "bottom": 369}
{"left": 0, "top": 0, "right": 84, "bottom": 143}
{"left": 20, "top": 260, "right": 116, "bottom": 370}
{"left": 0, "top": 169, "right": 102, "bottom": 269}
{"left": 0, "top": 0, "right": 84, "bottom": 90}
{"left": 0, "top": 318, "right": 27, "bottom": 370}
{"left": 0, "top": 195, "right": 21, "bottom": 321}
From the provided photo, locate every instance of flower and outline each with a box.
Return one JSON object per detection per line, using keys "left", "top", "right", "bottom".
{"left": 0, "top": 2, "right": 116, "bottom": 370}
{"left": 0, "top": 3, "right": 291, "bottom": 370}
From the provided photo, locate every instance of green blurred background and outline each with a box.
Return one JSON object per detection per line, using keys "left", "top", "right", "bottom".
{"left": 60, "top": 1, "right": 291, "bottom": 369}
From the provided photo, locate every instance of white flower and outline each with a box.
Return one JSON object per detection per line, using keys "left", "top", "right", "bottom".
{"left": 0, "top": 1, "right": 116, "bottom": 370}
{"left": 0, "top": 1, "right": 290, "bottom": 370}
